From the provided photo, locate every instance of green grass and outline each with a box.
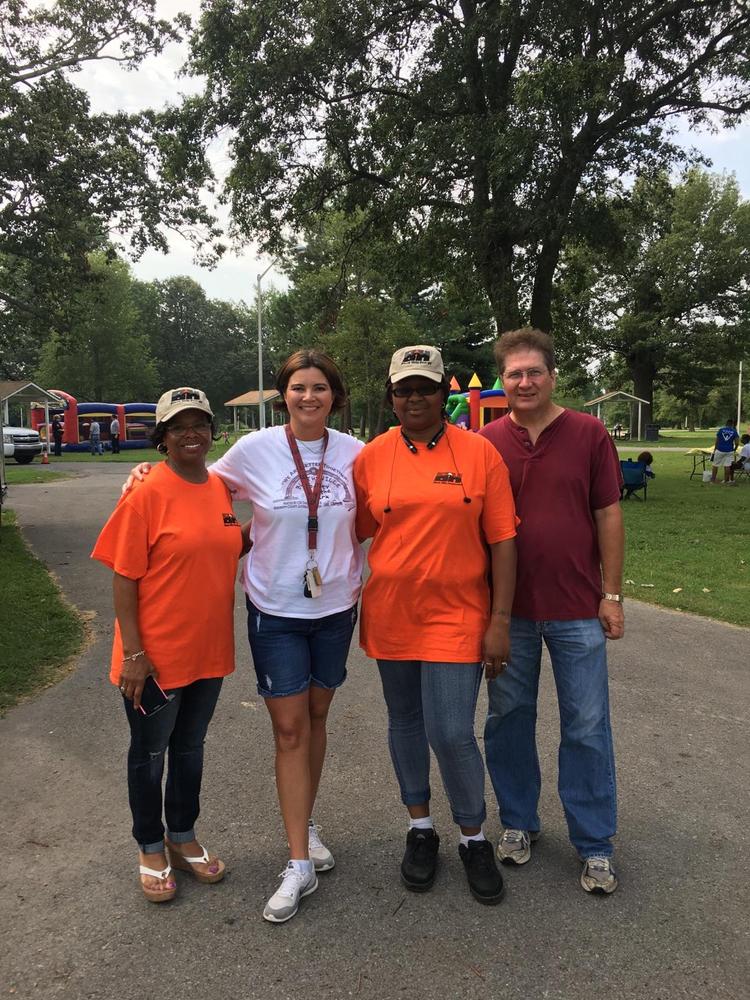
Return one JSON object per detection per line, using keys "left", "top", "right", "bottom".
{"left": 0, "top": 511, "right": 86, "bottom": 713}
{"left": 3, "top": 466, "right": 70, "bottom": 484}
{"left": 37, "top": 437, "right": 236, "bottom": 463}
{"left": 614, "top": 429, "right": 719, "bottom": 450}
{"left": 616, "top": 450, "right": 750, "bottom": 626}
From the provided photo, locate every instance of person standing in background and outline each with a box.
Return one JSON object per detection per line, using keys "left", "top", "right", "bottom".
{"left": 710, "top": 418, "right": 740, "bottom": 485}
{"left": 52, "top": 415, "right": 64, "bottom": 457}
{"left": 89, "top": 419, "right": 102, "bottom": 456}
{"left": 110, "top": 416, "right": 121, "bottom": 454}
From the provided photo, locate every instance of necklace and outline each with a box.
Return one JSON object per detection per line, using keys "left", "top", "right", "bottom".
{"left": 296, "top": 437, "right": 325, "bottom": 457}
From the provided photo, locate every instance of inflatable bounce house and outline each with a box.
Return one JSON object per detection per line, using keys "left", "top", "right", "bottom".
{"left": 31, "top": 391, "right": 157, "bottom": 452}
{"left": 446, "top": 374, "right": 508, "bottom": 429}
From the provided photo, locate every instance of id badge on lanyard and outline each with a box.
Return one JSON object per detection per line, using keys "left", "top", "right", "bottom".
{"left": 285, "top": 424, "right": 328, "bottom": 599}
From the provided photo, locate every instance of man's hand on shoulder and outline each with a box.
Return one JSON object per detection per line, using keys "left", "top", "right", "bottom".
{"left": 599, "top": 598, "right": 625, "bottom": 640}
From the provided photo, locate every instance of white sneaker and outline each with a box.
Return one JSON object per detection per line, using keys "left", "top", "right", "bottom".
{"left": 262, "top": 862, "right": 318, "bottom": 923}
{"left": 308, "top": 821, "right": 335, "bottom": 872}
{"left": 496, "top": 828, "right": 538, "bottom": 865}
{"left": 580, "top": 856, "right": 618, "bottom": 895}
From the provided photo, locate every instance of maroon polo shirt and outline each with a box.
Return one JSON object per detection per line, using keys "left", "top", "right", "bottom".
{"left": 480, "top": 409, "right": 622, "bottom": 621}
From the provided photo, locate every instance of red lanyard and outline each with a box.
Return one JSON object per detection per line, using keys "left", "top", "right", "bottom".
{"left": 284, "top": 424, "right": 329, "bottom": 551}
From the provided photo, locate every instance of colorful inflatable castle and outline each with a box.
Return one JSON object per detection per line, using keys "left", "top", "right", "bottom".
{"left": 31, "top": 391, "right": 157, "bottom": 452}
{"left": 445, "top": 374, "right": 508, "bottom": 430}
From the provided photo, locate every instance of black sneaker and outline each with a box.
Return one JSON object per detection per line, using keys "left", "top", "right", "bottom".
{"left": 400, "top": 827, "right": 440, "bottom": 892}
{"left": 459, "top": 840, "right": 505, "bottom": 905}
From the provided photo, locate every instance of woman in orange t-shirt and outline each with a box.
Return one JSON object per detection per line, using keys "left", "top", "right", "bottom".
{"left": 353, "top": 346, "right": 517, "bottom": 906}
{"left": 92, "top": 388, "right": 245, "bottom": 904}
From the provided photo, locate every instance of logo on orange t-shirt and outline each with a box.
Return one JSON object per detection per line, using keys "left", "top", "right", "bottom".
{"left": 433, "top": 472, "right": 463, "bottom": 485}
{"left": 222, "top": 513, "right": 240, "bottom": 526}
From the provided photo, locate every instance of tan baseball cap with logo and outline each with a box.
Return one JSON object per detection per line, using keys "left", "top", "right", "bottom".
{"left": 388, "top": 345, "right": 445, "bottom": 384}
{"left": 155, "top": 387, "right": 214, "bottom": 425}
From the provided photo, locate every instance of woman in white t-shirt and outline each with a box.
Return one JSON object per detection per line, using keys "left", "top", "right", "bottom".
{"left": 127, "top": 351, "right": 363, "bottom": 924}
{"left": 211, "top": 351, "right": 363, "bottom": 922}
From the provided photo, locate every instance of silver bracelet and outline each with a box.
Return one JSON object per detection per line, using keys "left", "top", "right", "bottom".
{"left": 122, "top": 649, "right": 146, "bottom": 662}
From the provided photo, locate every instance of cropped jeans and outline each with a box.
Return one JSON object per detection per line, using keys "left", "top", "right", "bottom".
{"left": 484, "top": 617, "right": 617, "bottom": 858}
{"left": 377, "top": 660, "right": 487, "bottom": 828}
{"left": 123, "top": 677, "right": 223, "bottom": 852}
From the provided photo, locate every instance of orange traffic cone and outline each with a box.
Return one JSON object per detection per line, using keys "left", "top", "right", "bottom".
{"left": 41, "top": 450, "right": 49, "bottom": 465}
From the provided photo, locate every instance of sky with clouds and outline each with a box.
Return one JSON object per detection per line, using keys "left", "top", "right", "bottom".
{"left": 76, "top": 1, "right": 750, "bottom": 305}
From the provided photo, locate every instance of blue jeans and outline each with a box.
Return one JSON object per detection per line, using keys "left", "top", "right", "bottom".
{"left": 246, "top": 598, "right": 356, "bottom": 698}
{"left": 377, "top": 660, "right": 487, "bottom": 828}
{"left": 484, "top": 618, "right": 617, "bottom": 858}
{"left": 123, "top": 677, "right": 223, "bottom": 852}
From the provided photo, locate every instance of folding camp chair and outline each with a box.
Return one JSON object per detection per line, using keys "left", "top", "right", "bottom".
{"left": 620, "top": 460, "right": 648, "bottom": 500}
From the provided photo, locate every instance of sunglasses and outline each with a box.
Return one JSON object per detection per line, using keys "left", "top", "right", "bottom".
{"left": 392, "top": 384, "right": 441, "bottom": 398}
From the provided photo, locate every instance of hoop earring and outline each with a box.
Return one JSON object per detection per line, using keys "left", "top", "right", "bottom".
{"left": 157, "top": 442, "right": 167, "bottom": 454}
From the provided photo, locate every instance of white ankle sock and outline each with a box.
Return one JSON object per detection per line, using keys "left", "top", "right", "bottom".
{"left": 289, "top": 859, "right": 314, "bottom": 873}
{"left": 459, "top": 831, "right": 486, "bottom": 847}
{"left": 409, "top": 816, "right": 434, "bottom": 831}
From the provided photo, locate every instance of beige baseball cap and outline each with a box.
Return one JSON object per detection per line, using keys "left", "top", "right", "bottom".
{"left": 388, "top": 345, "right": 445, "bottom": 384}
{"left": 155, "top": 387, "right": 213, "bottom": 425}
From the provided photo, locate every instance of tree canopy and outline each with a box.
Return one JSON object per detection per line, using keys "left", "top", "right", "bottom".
{"left": 553, "top": 169, "right": 750, "bottom": 425}
{"left": 0, "top": 0, "right": 219, "bottom": 378}
{"left": 186, "top": 0, "right": 750, "bottom": 335}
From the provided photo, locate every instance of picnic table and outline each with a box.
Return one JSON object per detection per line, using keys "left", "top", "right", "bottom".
{"left": 685, "top": 447, "right": 715, "bottom": 479}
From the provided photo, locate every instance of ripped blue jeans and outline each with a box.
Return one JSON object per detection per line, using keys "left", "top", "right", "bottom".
{"left": 123, "top": 677, "right": 223, "bottom": 852}
{"left": 246, "top": 598, "right": 357, "bottom": 698}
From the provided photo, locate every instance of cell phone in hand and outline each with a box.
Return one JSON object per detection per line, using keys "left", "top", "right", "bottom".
{"left": 138, "top": 675, "right": 174, "bottom": 717}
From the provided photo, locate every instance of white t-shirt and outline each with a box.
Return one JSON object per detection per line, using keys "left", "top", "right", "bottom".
{"left": 211, "top": 426, "right": 364, "bottom": 618}
{"left": 740, "top": 443, "right": 750, "bottom": 468}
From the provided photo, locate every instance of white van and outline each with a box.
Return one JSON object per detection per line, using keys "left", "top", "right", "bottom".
{"left": 3, "top": 425, "right": 43, "bottom": 464}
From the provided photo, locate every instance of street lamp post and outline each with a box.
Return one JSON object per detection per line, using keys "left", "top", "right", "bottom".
{"left": 256, "top": 260, "right": 277, "bottom": 430}
{"left": 255, "top": 245, "right": 306, "bottom": 430}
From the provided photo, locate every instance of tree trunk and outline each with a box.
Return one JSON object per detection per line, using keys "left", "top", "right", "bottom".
{"left": 373, "top": 395, "right": 387, "bottom": 439}
{"left": 481, "top": 243, "right": 521, "bottom": 334}
{"left": 341, "top": 398, "right": 352, "bottom": 433}
{"left": 627, "top": 355, "right": 655, "bottom": 437}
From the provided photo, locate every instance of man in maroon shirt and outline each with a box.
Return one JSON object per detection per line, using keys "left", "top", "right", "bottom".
{"left": 479, "top": 327, "right": 625, "bottom": 894}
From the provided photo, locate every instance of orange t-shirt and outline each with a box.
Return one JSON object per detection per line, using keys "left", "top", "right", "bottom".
{"left": 353, "top": 424, "right": 518, "bottom": 662}
{"left": 91, "top": 463, "right": 242, "bottom": 688}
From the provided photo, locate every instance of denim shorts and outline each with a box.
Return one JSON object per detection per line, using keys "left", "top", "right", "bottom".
{"left": 246, "top": 598, "right": 357, "bottom": 698}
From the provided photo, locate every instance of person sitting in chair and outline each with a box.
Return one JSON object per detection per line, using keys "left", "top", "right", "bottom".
{"left": 636, "top": 451, "right": 655, "bottom": 479}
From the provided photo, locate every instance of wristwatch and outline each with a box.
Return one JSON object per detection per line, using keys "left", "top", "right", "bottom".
{"left": 602, "top": 592, "right": 624, "bottom": 603}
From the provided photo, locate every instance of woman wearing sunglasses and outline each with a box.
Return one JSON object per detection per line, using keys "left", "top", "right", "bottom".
{"left": 93, "top": 388, "right": 242, "bottom": 903}
{"left": 353, "top": 346, "right": 518, "bottom": 905}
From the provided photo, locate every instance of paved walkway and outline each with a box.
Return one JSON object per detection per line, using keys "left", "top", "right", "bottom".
{"left": 2, "top": 466, "right": 748, "bottom": 1000}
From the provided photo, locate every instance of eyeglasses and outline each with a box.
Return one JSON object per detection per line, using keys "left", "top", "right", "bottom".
{"left": 392, "top": 384, "right": 441, "bottom": 398}
{"left": 503, "top": 368, "right": 548, "bottom": 383}
{"left": 166, "top": 421, "right": 212, "bottom": 436}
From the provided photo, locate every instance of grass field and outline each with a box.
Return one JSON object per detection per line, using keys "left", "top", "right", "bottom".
{"left": 0, "top": 511, "right": 86, "bottom": 713}
{"left": 615, "top": 429, "right": 721, "bottom": 450}
{"left": 2, "top": 467, "right": 70, "bottom": 484}
{"left": 26, "top": 437, "right": 235, "bottom": 463}
{"left": 616, "top": 450, "right": 750, "bottom": 626}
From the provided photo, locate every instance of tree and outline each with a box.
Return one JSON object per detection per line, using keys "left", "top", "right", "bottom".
{"left": 0, "top": 0, "right": 220, "bottom": 378}
{"left": 553, "top": 170, "right": 750, "bottom": 427}
{"left": 133, "top": 276, "right": 257, "bottom": 415}
{"left": 185, "top": 1, "right": 750, "bottom": 336}
{"left": 36, "top": 252, "right": 158, "bottom": 399}
{"left": 263, "top": 209, "right": 497, "bottom": 435}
